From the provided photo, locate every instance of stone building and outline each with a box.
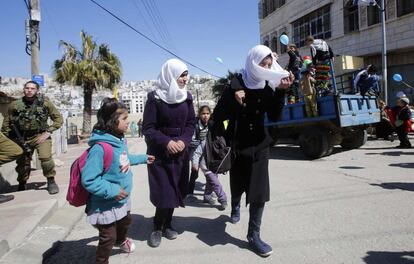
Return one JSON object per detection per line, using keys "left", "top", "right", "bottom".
{"left": 259, "top": 0, "right": 414, "bottom": 103}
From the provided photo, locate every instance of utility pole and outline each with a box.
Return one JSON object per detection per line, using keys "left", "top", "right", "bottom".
{"left": 28, "top": 0, "right": 41, "bottom": 76}
{"left": 380, "top": 0, "right": 388, "bottom": 104}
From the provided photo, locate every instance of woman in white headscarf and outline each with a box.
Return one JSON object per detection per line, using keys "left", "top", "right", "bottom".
{"left": 143, "top": 58, "right": 196, "bottom": 248}
{"left": 212, "top": 45, "right": 292, "bottom": 257}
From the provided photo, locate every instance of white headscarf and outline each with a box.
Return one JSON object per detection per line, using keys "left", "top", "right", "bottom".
{"left": 242, "top": 45, "right": 290, "bottom": 90}
{"left": 155, "top": 58, "right": 188, "bottom": 104}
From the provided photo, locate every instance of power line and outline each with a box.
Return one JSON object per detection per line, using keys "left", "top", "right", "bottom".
{"left": 140, "top": 0, "right": 171, "bottom": 48}
{"left": 130, "top": 0, "right": 158, "bottom": 42}
{"left": 145, "top": 0, "right": 177, "bottom": 51}
{"left": 88, "top": 0, "right": 220, "bottom": 78}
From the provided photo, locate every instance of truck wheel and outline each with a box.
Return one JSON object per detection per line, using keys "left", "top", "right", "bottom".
{"left": 340, "top": 129, "right": 367, "bottom": 150}
{"left": 299, "top": 127, "right": 331, "bottom": 159}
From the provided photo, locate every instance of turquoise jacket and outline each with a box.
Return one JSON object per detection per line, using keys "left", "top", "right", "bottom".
{"left": 81, "top": 130, "right": 147, "bottom": 212}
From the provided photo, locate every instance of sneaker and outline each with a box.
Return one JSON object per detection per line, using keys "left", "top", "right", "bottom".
{"left": 47, "top": 179, "right": 59, "bottom": 195}
{"left": 203, "top": 196, "right": 216, "bottom": 205}
{"left": 247, "top": 232, "right": 273, "bottom": 257}
{"left": 163, "top": 227, "right": 178, "bottom": 240}
{"left": 118, "top": 238, "right": 136, "bottom": 253}
{"left": 148, "top": 230, "right": 162, "bottom": 248}
{"left": 218, "top": 201, "right": 228, "bottom": 211}
{"left": 388, "top": 134, "right": 395, "bottom": 142}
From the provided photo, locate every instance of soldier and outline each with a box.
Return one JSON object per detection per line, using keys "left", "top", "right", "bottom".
{"left": 0, "top": 132, "right": 23, "bottom": 203}
{"left": 1, "top": 81, "right": 63, "bottom": 195}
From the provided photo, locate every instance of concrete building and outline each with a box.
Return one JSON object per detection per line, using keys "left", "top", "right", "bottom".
{"left": 259, "top": 0, "right": 414, "bottom": 103}
{"left": 119, "top": 89, "right": 147, "bottom": 115}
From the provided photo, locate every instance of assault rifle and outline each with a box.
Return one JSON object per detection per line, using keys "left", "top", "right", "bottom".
{"left": 11, "top": 123, "right": 33, "bottom": 158}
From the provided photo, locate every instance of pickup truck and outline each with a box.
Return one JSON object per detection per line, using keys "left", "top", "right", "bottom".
{"left": 265, "top": 70, "right": 381, "bottom": 159}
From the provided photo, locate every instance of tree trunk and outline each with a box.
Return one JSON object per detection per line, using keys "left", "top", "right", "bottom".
{"left": 82, "top": 86, "right": 93, "bottom": 136}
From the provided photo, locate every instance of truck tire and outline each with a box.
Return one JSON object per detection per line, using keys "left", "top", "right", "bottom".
{"left": 340, "top": 129, "right": 367, "bottom": 150}
{"left": 299, "top": 127, "right": 332, "bottom": 159}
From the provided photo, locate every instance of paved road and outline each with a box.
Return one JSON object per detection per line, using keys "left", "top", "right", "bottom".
{"left": 45, "top": 137, "right": 414, "bottom": 264}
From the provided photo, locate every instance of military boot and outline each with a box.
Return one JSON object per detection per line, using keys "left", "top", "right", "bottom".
{"left": 47, "top": 178, "right": 59, "bottom": 195}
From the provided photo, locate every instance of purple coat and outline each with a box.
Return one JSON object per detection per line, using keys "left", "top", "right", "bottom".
{"left": 143, "top": 91, "right": 196, "bottom": 208}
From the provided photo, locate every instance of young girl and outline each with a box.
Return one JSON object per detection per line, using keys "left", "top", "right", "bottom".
{"left": 143, "top": 58, "right": 196, "bottom": 248}
{"left": 190, "top": 105, "right": 227, "bottom": 210}
{"left": 188, "top": 105, "right": 211, "bottom": 194}
{"left": 82, "top": 98, "right": 155, "bottom": 264}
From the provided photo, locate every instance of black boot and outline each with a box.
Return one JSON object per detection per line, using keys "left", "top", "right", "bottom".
{"left": 0, "top": 194, "right": 14, "bottom": 204}
{"left": 17, "top": 181, "right": 27, "bottom": 191}
{"left": 230, "top": 199, "right": 241, "bottom": 224}
{"left": 47, "top": 178, "right": 59, "bottom": 195}
{"left": 247, "top": 202, "right": 272, "bottom": 257}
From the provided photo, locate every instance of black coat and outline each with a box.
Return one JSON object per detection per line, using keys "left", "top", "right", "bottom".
{"left": 212, "top": 75, "right": 285, "bottom": 203}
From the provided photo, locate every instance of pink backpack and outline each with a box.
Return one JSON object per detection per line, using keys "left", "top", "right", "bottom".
{"left": 66, "top": 142, "right": 113, "bottom": 207}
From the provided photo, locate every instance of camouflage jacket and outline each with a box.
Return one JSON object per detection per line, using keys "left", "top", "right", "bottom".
{"left": 1, "top": 95, "right": 63, "bottom": 138}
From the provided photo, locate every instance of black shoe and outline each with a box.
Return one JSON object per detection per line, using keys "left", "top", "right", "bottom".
{"left": 163, "top": 227, "right": 178, "bottom": 240}
{"left": 247, "top": 232, "right": 273, "bottom": 257}
{"left": 148, "top": 230, "right": 162, "bottom": 248}
{"left": 230, "top": 204, "right": 240, "bottom": 224}
{"left": 47, "top": 179, "right": 59, "bottom": 195}
{"left": 0, "top": 194, "right": 14, "bottom": 204}
{"left": 17, "top": 181, "right": 26, "bottom": 191}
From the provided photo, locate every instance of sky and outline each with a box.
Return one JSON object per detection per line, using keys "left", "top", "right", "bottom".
{"left": 0, "top": 0, "right": 260, "bottom": 81}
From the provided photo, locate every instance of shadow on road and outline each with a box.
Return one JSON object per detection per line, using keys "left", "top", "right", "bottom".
{"left": 2, "top": 181, "right": 47, "bottom": 194}
{"left": 389, "top": 162, "right": 414, "bottom": 169}
{"left": 363, "top": 250, "right": 414, "bottom": 264}
{"left": 43, "top": 237, "right": 98, "bottom": 264}
{"left": 366, "top": 151, "right": 414, "bottom": 156}
{"left": 129, "top": 214, "right": 248, "bottom": 249}
{"left": 370, "top": 182, "right": 414, "bottom": 192}
{"left": 339, "top": 166, "right": 365, "bottom": 169}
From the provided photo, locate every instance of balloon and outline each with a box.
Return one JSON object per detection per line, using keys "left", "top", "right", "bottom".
{"left": 279, "top": 34, "right": 289, "bottom": 46}
{"left": 393, "top": 73, "right": 402, "bottom": 82}
{"left": 303, "top": 55, "right": 311, "bottom": 60}
{"left": 215, "top": 57, "right": 223, "bottom": 64}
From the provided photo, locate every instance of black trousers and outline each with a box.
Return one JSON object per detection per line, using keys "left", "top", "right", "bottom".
{"left": 95, "top": 212, "right": 132, "bottom": 264}
{"left": 154, "top": 208, "right": 174, "bottom": 230}
{"left": 396, "top": 124, "right": 411, "bottom": 147}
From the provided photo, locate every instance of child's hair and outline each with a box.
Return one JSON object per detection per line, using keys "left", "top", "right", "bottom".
{"left": 94, "top": 97, "right": 128, "bottom": 133}
{"left": 198, "top": 105, "right": 211, "bottom": 116}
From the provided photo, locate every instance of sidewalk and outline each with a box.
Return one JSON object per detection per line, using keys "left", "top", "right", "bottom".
{"left": 0, "top": 142, "right": 88, "bottom": 263}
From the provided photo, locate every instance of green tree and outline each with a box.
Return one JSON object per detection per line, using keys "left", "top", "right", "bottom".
{"left": 53, "top": 30, "right": 122, "bottom": 135}
{"left": 212, "top": 71, "right": 239, "bottom": 99}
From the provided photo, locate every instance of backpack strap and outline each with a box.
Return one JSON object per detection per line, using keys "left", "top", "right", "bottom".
{"left": 95, "top": 142, "right": 113, "bottom": 172}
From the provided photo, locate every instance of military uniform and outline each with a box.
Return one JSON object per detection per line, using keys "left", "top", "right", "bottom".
{"left": 1, "top": 95, "right": 63, "bottom": 188}
{"left": 0, "top": 131, "right": 23, "bottom": 165}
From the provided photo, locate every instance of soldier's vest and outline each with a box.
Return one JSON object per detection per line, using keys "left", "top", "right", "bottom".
{"left": 12, "top": 96, "right": 49, "bottom": 133}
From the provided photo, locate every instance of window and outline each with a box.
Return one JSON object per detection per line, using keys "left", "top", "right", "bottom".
{"left": 397, "top": 0, "right": 414, "bottom": 16}
{"left": 271, "top": 36, "right": 278, "bottom": 53}
{"left": 367, "top": 5, "right": 380, "bottom": 26}
{"left": 292, "top": 5, "right": 331, "bottom": 48}
{"left": 344, "top": 0, "right": 359, "bottom": 33}
{"left": 261, "top": 0, "right": 286, "bottom": 18}
{"left": 263, "top": 39, "right": 270, "bottom": 47}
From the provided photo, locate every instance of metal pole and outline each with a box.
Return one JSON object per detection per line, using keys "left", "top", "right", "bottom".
{"left": 30, "top": 0, "right": 40, "bottom": 76}
{"left": 380, "top": 0, "right": 388, "bottom": 104}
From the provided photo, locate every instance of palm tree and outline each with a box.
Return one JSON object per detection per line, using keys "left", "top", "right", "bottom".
{"left": 212, "top": 71, "right": 239, "bottom": 99}
{"left": 53, "top": 30, "right": 122, "bottom": 135}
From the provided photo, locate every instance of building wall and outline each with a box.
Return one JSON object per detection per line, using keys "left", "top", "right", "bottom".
{"left": 259, "top": 0, "right": 414, "bottom": 102}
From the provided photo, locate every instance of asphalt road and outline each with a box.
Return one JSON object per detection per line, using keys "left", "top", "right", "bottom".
{"left": 44, "top": 137, "right": 414, "bottom": 264}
